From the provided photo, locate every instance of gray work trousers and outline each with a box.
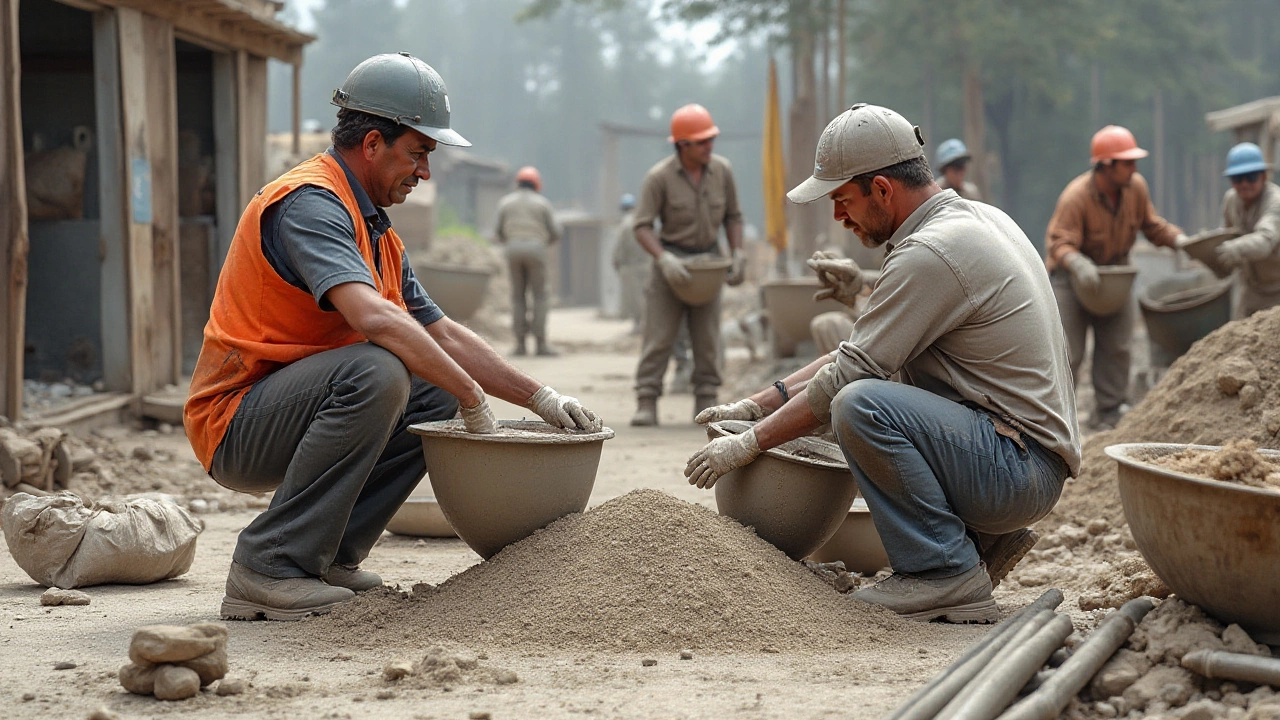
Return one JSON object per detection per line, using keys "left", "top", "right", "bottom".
{"left": 1051, "top": 271, "right": 1133, "bottom": 415}
{"left": 635, "top": 267, "right": 720, "bottom": 399}
{"left": 211, "top": 343, "right": 458, "bottom": 579}
{"left": 507, "top": 242, "right": 550, "bottom": 344}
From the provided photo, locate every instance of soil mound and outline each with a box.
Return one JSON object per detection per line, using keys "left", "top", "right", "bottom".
{"left": 317, "top": 489, "right": 928, "bottom": 653}
{"left": 1151, "top": 440, "right": 1280, "bottom": 490}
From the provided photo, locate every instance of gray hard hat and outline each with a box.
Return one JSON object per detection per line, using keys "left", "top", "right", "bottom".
{"left": 331, "top": 52, "right": 470, "bottom": 147}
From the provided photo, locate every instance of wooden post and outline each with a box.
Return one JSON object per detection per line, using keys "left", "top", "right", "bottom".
{"left": 962, "top": 63, "right": 989, "bottom": 202}
{"left": 142, "top": 14, "right": 181, "bottom": 386}
{"left": 787, "top": 26, "right": 822, "bottom": 268}
{"left": 291, "top": 59, "right": 301, "bottom": 156}
{"left": 94, "top": 9, "right": 130, "bottom": 392}
{"left": 836, "top": 0, "right": 845, "bottom": 112}
{"left": 1153, "top": 88, "right": 1165, "bottom": 215}
{"left": 0, "top": 0, "right": 26, "bottom": 420}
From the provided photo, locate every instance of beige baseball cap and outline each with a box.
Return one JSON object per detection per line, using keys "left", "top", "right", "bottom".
{"left": 788, "top": 103, "right": 927, "bottom": 204}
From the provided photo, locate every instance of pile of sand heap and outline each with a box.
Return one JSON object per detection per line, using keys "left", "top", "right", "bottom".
{"left": 319, "top": 489, "right": 930, "bottom": 653}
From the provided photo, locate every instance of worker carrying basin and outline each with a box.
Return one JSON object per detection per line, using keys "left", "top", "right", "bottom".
{"left": 685, "top": 103, "right": 1081, "bottom": 625}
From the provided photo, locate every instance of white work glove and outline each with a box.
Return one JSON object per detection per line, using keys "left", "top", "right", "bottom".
{"left": 526, "top": 385, "right": 603, "bottom": 432}
{"left": 1065, "top": 252, "right": 1101, "bottom": 293}
{"left": 657, "top": 251, "right": 693, "bottom": 286}
{"left": 1216, "top": 239, "right": 1246, "bottom": 269}
{"left": 807, "top": 251, "right": 864, "bottom": 308}
{"left": 684, "top": 428, "right": 762, "bottom": 489}
{"left": 459, "top": 394, "right": 498, "bottom": 434}
{"left": 694, "top": 398, "right": 766, "bottom": 425}
{"left": 726, "top": 249, "right": 747, "bottom": 287}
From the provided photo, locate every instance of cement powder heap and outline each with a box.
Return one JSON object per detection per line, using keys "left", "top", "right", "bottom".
{"left": 322, "top": 489, "right": 926, "bottom": 653}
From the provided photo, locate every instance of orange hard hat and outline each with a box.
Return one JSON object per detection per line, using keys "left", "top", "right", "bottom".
{"left": 515, "top": 165, "right": 542, "bottom": 191}
{"left": 1090, "top": 125, "right": 1149, "bottom": 165}
{"left": 668, "top": 103, "right": 720, "bottom": 144}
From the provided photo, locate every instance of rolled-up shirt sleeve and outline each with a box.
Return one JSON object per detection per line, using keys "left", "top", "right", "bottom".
{"left": 1044, "top": 192, "right": 1086, "bottom": 270}
{"left": 634, "top": 173, "right": 662, "bottom": 232}
{"left": 1136, "top": 176, "right": 1182, "bottom": 248}
{"left": 722, "top": 166, "right": 743, "bottom": 230}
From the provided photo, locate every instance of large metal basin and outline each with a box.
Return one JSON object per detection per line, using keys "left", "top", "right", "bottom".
{"left": 410, "top": 420, "right": 615, "bottom": 559}
{"left": 1139, "top": 271, "right": 1233, "bottom": 367}
{"left": 669, "top": 256, "right": 731, "bottom": 306}
{"left": 806, "top": 498, "right": 890, "bottom": 574}
{"left": 1106, "top": 443, "right": 1280, "bottom": 643}
{"left": 1177, "top": 228, "right": 1242, "bottom": 279}
{"left": 709, "top": 420, "right": 858, "bottom": 559}
{"left": 1071, "top": 265, "right": 1138, "bottom": 316}
{"left": 412, "top": 260, "right": 494, "bottom": 322}
{"left": 761, "top": 279, "right": 849, "bottom": 358}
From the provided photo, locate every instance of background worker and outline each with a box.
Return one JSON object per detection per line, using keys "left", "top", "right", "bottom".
{"left": 494, "top": 165, "right": 563, "bottom": 356}
{"left": 1214, "top": 142, "right": 1280, "bottom": 317}
{"left": 934, "top": 138, "right": 983, "bottom": 202}
{"left": 630, "top": 103, "right": 745, "bottom": 426}
{"left": 611, "top": 193, "right": 646, "bottom": 333}
{"left": 184, "top": 53, "right": 600, "bottom": 622}
{"left": 1044, "top": 125, "right": 1185, "bottom": 431}
{"left": 690, "top": 104, "right": 1079, "bottom": 623}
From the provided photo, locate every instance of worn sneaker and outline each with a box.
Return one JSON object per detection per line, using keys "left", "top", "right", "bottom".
{"left": 851, "top": 563, "right": 999, "bottom": 623}
{"left": 220, "top": 561, "right": 355, "bottom": 621}
{"left": 979, "top": 528, "right": 1039, "bottom": 589}
{"left": 324, "top": 564, "right": 383, "bottom": 592}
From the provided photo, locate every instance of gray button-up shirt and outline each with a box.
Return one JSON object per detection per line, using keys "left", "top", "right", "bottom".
{"left": 634, "top": 153, "right": 743, "bottom": 253}
{"left": 808, "top": 190, "right": 1082, "bottom": 475}
{"left": 1223, "top": 181, "right": 1280, "bottom": 305}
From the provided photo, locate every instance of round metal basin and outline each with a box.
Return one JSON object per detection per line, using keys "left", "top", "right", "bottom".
{"left": 1177, "top": 228, "right": 1242, "bottom": 279}
{"left": 806, "top": 498, "right": 890, "bottom": 574}
{"left": 385, "top": 497, "right": 456, "bottom": 538}
{"left": 761, "top": 279, "right": 850, "bottom": 358}
{"left": 1071, "top": 265, "right": 1138, "bottom": 316}
{"left": 669, "top": 257, "right": 731, "bottom": 306}
{"left": 412, "top": 260, "right": 494, "bottom": 322}
{"left": 1139, "top": 271, "right": 1233, "bottom": 367}
{"left": 1106, "top": 443, "right": 1280, "bottom": 643}
{"left": 708, "top": 420, "right": 858, "bottom": 560}
{"left": 409, "top": 420, "right": 614, "bottom": 560}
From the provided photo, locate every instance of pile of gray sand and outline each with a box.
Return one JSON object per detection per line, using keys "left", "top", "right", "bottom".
{"left": 317, "top": 489, "right": 937, "bottom": 653}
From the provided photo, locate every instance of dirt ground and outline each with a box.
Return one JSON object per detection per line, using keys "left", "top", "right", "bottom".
{"left": 0, "top": 308, "right": 1166, "bottom": 719}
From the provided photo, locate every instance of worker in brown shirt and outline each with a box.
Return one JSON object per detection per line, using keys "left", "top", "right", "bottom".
{"left": 493, "top": 165, "right": 562, "bottom": 356}
{"left": 1044, "top": 125, "right": 1185, "bottom": 430}
{"left": 629, "top": 103, "right": 744, "bottom": 426}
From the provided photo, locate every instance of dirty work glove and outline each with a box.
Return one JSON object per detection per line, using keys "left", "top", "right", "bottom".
{"left": 459, "top": 394, "right": 498, "bottom": 434}
{"left": 807, "top": 251, "right": 864, "bottom": 308}
{"left": 1065, "top": 252, "right": 1101, "bottom": 293}
{"left": 657, "top": 251, "right": 693, "bottom": 286}
{"left": 1216, "top": 239, "right": 1246, "bottom": 269}
{"left": 684, "top": 428, "right": 762, "bottom": 490}
{"left": 526, "top": 385, "right": 603, "bottom": 432}
{"left": 694, "top": 398, "right": 766, "bottom": 425}
{"left": 726, "top": 249, "right": 747, "bottom": 286}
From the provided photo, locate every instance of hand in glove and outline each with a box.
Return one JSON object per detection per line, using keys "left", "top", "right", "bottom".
{"left": 694, "top": 398, "right": 766, "bottom": 425}
{"left": 1065, "top": 252, "right": 1101, "bottom": 293}
{"left": 460, "top": 394, "right": 498, "bottom": 434}
{"left": 684, "top": 428, "right": 762, "bottom": 489}
{"left": 1216, "top": 239, "right": 1246, "bottom": 269}
{"left": 806, "top": 251, "right": 864, "bottom": 307}
{"left": 657, "top": 251, "right": 693, "bottom": 286}
{"left": 526, "top": 385, "right": 603, "bottom": 432}
{"left": 726, "top": 249, "right": 747, "bottom": 287}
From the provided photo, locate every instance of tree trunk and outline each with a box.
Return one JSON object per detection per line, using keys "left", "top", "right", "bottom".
{"left": 787, "top": 25, "right": 823, "bottom": 269}
{"left": 962, "top": 63, "right": 990, "bottom": 202}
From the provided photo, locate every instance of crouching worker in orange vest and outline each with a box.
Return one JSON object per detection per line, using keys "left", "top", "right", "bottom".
{"left": 184, "top": 53, "right": 602, "bottom": 621}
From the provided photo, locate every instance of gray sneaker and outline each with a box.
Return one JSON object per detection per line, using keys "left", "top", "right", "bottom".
{"left": 220, "top": 561, "right": 355, "bottom": 621}
{"left": 324, "top": 564, "right": 383, "bottom": 592}
{"left": 979, "top": 528, "right": 1039, "bottom": 589}
{"left": 851, "top": 563, "right": 999, "bottom": 623}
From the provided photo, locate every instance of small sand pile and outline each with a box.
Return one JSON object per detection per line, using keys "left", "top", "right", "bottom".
{"left": 318, "top": 489, "right": 924, "bottom": 653}
{"left": 1151, "top": 439, "right": 1280, "bottom": 490}
{"left": 380, "top": 646, "right": 518, "bottom": 691}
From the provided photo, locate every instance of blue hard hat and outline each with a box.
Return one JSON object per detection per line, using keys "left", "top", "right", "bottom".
{"left": 620, "top": 193, "right": 637, "bottom": 210}
{"left": 1224, "top": 142, "right": 1269, "bottom": 177}
{"left": 934, "top": 138, "right": 970, "bottom": 169}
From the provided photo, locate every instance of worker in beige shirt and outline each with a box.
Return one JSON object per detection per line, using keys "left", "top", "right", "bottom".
{"left": 690, "top": 104, "right": 1080, "bottom": 623}
{"left": 934, "top": 138, "right": 983, "bottom": 202}
{"left": 493, "top": 165, "right": 562, "bottom": 356}
{"left": 630, "top": 103, "right": 745, "bottom": 426}
{"left": 1044, "top": 125, "right": 1184, "bottom": 431}
{"left": 1215, "top": 142, "right": 1280, "bottom": 317}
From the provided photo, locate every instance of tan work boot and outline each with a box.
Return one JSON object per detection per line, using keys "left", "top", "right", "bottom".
{"left": 693, "top": 394, "right": 717, "bottom": 421}
{"left": 630, "top": 397, "right": 658, "bottom": 426}
{"left": 324, "top": 563, "right": 383, "bottom": 592}
{"left": 220, "top": 561, "right": 355, "bottom": 621}
{"left": 979, "top": 528, "right": 1039, "bottom": 589}
{"left": 850, "top": 563, "right": 999, "bottom": 623}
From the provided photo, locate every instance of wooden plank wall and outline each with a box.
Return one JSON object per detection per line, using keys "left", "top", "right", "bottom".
{"left": 0, "top": 0, "right": 26, "bottom": 420}
{"left": 142, "top": 13, "right": 180, "bottom": 386}
{"left": 94, "top": 10, "right": 131, "bottom": 393}
{"left": 239, "top": 50, "right": 268, "bottom": 204}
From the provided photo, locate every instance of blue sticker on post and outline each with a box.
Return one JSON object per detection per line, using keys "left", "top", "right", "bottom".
{"left": 131, "top": 157, "right": 152, "bottom": 224}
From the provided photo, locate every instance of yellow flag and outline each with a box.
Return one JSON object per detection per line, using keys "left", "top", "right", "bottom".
{"left": 762, "top": 57, "right": 788, "bottom": 252}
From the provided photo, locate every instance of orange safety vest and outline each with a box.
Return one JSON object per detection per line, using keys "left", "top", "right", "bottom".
{"left": 184, "top": 153, "right": 407, "bottom": 470}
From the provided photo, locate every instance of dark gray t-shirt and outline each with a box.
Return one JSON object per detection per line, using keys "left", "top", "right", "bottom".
{"left": 259, "top": 150, "right": 443, "bottom": 326}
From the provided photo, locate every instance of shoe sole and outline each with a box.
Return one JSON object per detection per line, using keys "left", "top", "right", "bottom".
{"left": 219, "top": 596, "right": 348, "bottom": 622}
{"left": 985, "top": 530, "right": 1040, "bottom": 590}
{"left": 900, "top": 598, "right": 1001, "bottom": 624}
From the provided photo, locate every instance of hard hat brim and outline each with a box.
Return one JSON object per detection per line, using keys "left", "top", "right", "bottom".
{"left": 668, "top": 125, "right": 720, "bottom": 144}
{"left": 1225, "top": 161, "right": 1269, "bottom": 177}
{"left": 787, "top": 175, "right": 848, "bottom": 205}
{"left": 1111, "top": 147, "right": 1148, "bottom": 161}
{"left": 413, "top": 123, "right": 471, "bottom": 148}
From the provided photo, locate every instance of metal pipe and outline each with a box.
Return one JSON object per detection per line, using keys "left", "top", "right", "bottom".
{"left": 1183, "top": 649, "right": 1280, "bottom": 687}
{"left": 997, "top": 597, "right": 1155, "bottom": 720}
{"left": 939, "top": 613, "right": 1076, "bottom": 720}
{"left": 933, "top": 612, "right": 1059, "bottom": 720}
{"left": 882, "top": 589, "right": 1064, "bottom": 720}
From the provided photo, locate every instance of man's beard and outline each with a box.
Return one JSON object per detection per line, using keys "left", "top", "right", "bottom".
{"left": 852, "top": 201, "right": 894, "bottom": 248}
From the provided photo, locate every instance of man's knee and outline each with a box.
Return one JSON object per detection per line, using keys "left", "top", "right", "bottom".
{"left": 830, "top": 379, "right": 888, "bottom": 437}
{"left": 345, "top": 345, "right": 412, "bottom": 408}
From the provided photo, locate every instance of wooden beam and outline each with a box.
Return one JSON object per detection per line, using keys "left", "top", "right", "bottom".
{"left": 94, "top": 9, "right": 130, "bottom": 392}
{"left": 212, "top": 50, "right": 238, "bottom": 270}
{"left": 95, "top": 0, "right": 311, "bottom": 64}
{"left": 142, "top": 13, "right": 181, "bottom": 385}
{"left": 291, "top": 60, "right": 300, "bottom": 155}
{"left": 0, "top": 0, "right": 27, "bottom": 420}
{"left": 242, "top": 52, "right": 268, "bottom": 189}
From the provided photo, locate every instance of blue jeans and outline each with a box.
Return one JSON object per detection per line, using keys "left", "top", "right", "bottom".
{"left": 831, "top": 379, "right": 1068, "bottom": 579}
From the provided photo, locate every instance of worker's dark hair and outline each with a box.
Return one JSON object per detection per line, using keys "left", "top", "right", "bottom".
{"left": 332, "top": 108, "right": 410, "bottom": 151}
{"left": 518, "top": 180, "right": 538, "bottom": 190}
{"left": 849, "top": 156, "right": 934, "bottom": 195}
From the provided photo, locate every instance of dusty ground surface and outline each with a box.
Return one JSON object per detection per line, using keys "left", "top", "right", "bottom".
{"left": 1, "top": 305, "right": 1273, "bottom": 719}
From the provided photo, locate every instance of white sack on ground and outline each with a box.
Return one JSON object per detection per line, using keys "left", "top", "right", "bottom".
{"left": 1, "top": 491, "right": 202, "bottom": 588}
